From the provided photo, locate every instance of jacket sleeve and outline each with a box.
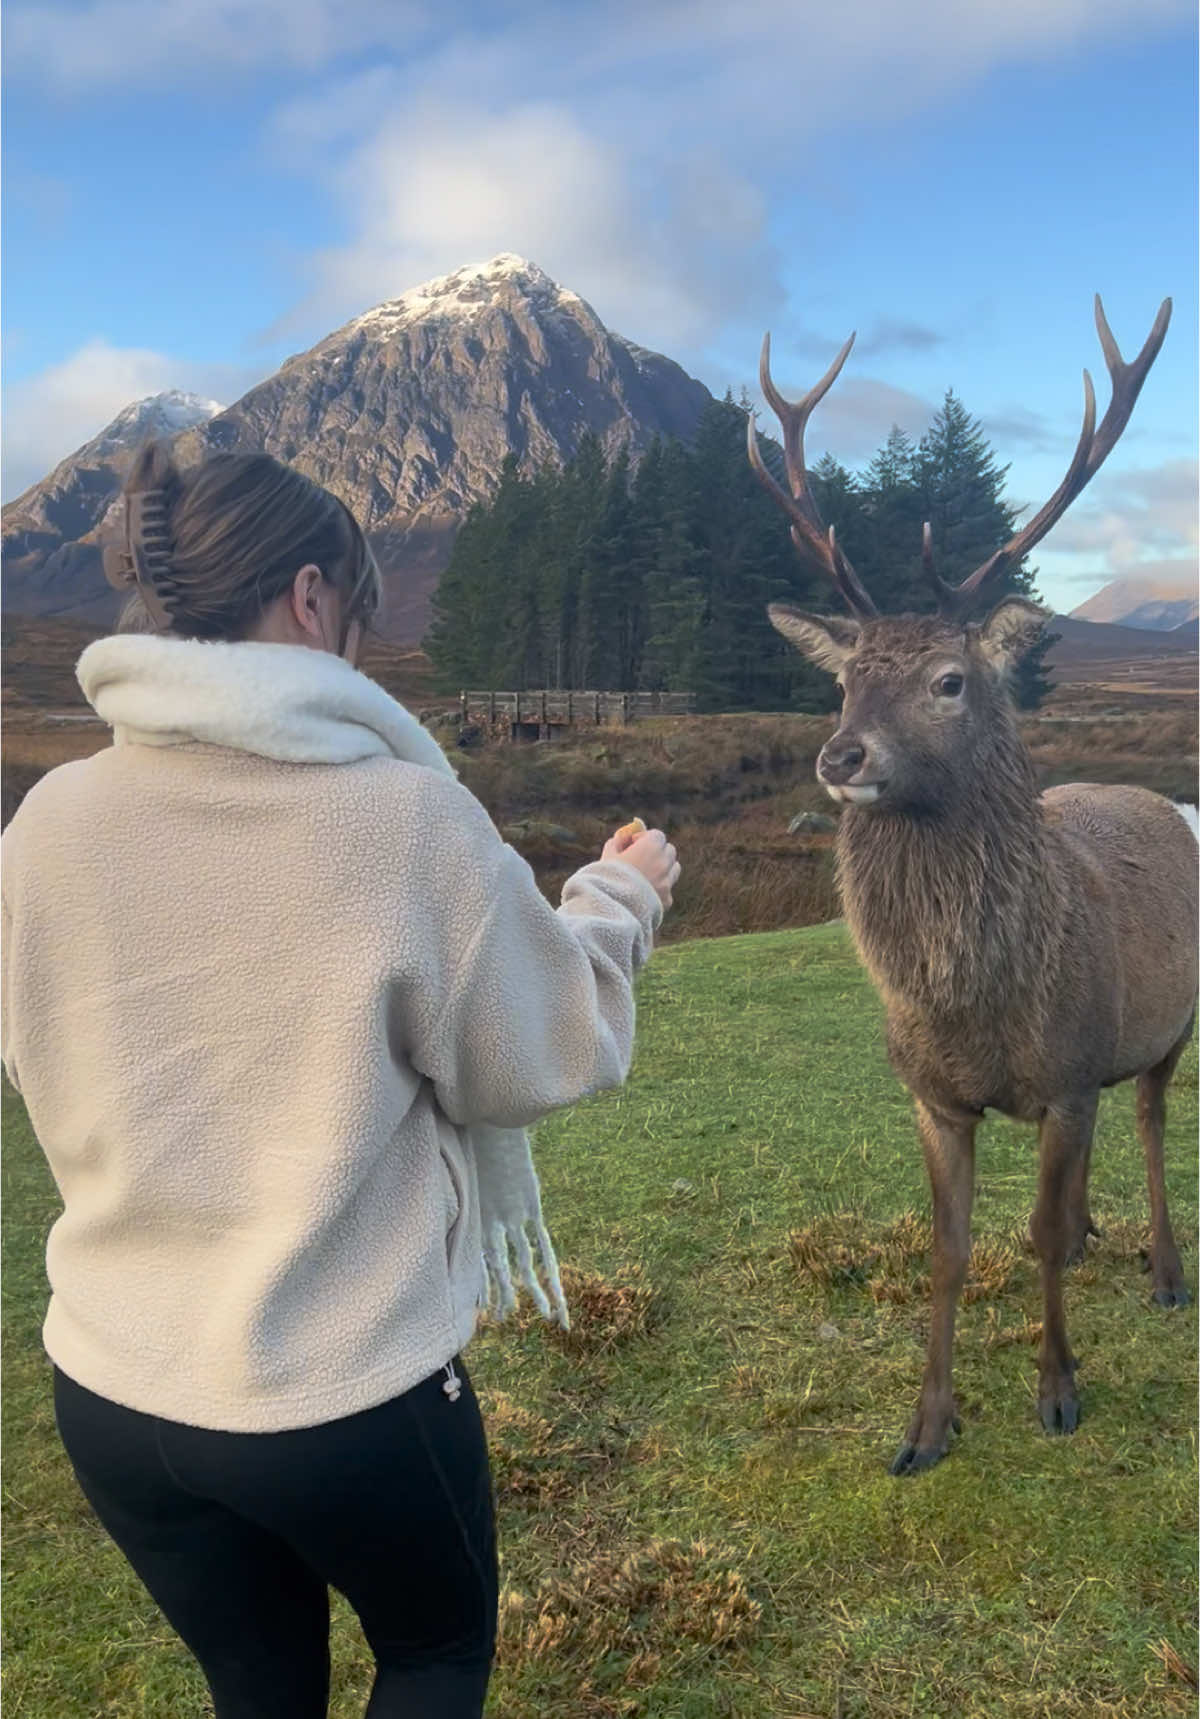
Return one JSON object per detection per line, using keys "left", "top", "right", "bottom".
{"left": 1, "top": 884, "right": 20, "bottom": 1096}
{"left": 402, "top": 777, "right": 662, "bottom": 1130}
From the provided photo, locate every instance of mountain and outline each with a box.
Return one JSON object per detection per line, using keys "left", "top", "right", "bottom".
{"left": 1, "top": 256, "right": 713, "bottom": 643}
{"left": 2, "top": 391, "right": 224, "bottom": 625}
{"left": 1045, "top": 613, "right": 1199, "bottom": 665}
{"left": 1114, "top": 597, "right": 1199, "bottom": 632}
{"left": 1070, "top": 574, "right": 1199, "bottom": 632}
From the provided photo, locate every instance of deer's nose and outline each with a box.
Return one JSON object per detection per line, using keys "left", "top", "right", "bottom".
{"left": 818, "top": 738, "right": 866, "bottom": 784}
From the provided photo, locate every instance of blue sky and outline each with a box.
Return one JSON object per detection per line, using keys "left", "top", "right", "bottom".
{"left": 3, "top": 0, "right": 1196, "bottom": 613}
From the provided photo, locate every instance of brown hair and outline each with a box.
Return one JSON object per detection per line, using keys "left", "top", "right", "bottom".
{"left": 107, "top": 441, "right": 381, "bottom": 643}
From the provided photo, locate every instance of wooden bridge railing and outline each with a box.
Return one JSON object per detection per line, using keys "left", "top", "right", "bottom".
{"left": 461, "top": 689, "right": 696, "bottom": 729}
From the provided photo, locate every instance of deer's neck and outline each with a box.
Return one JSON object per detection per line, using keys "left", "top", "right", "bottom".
{"left": 836, "top": 745, "right": 1060, "bottom": 1023}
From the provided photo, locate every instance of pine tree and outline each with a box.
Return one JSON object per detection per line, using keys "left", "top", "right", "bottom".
{"left": 636, "top": 437, "right": 707, "bottom": 694}
{"left": 1011, "top": 612, "right": 1059, "bottom": 710}
{"left": 560, "top": 433, "right": 609, "bottom": 686}
{"left": 855, "top": 428, "right": 927, "bottom": 612}
{"left": 914, "top": 391, "right": 1033, "bottom": 605}
{"left": 424, "top": 500, "right": 490, "bottom": 689}
{"left": 575, "top": 448, "right": 641, "bottom": 687}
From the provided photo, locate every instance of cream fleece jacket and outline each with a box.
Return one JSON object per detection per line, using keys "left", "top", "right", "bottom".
{"left": 0, "top": 635, "right": 661, "bottom": 1432}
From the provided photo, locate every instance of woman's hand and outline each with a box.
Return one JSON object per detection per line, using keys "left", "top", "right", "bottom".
{"left": 601, "top": 823, "right": 680, "bottom": 910}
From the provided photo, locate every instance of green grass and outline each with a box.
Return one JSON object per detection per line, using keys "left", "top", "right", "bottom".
{"left": 4, "top": 923, "right": 1197, "bottom": 1717}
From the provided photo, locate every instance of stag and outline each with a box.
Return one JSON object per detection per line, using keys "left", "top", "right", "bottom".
{"left": 749, "top": 298, "right": 1197, "bottom": 1473}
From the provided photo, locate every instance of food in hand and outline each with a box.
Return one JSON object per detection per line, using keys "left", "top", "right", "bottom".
{"left": 615, "top": 817, "right": 647, "bottom": 842}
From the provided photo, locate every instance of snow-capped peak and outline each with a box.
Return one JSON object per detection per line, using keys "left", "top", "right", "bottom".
{"left": 98, "top": 390, "right": 223, "bottom": 448}
{"left": 346, "top": 254, "right": 587, "bottom": 337}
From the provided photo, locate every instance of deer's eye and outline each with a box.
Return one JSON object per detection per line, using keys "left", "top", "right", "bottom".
{"left": 934, "top": 673, "right": 964, "bottom": 698}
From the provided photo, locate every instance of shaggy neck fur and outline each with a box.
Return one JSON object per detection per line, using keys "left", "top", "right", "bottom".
{"left": 836, "top": 712, "right": 1064, "bottom": 1027}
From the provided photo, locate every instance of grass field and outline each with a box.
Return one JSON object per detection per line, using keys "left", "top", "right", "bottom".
{"left": 4, "top": 923, "right": 1197, "bottom": 1718}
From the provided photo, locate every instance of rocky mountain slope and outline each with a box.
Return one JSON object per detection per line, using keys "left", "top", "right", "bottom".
{"left": 1071, "top": 573, "right": 1198, "bottom": 631}
{"left": 2, "top": 392, "right": 223, "bottom": 625}
{"left": 2, "top": 257, "right": 712, "bottom": 642}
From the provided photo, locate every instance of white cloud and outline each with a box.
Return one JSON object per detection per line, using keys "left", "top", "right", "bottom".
{"left": 269, "top": 98, "right": 784, "bottom": 355}
{"left": 1052, "top": 555, "right": 1197, "bottom": 594}
{"left": 1040, "top": 458, "right": 1198, "bottom": 569}
{"left": 1, "top": 340, "right": 262, "bottom": 501}
{"left": 1026, "top": 456, "right": 1198, "bottom": 611}
{"left": 9, "top": 0, "right": 1188, "bottom": 96}
{"left": 4, "top": 0, "right": 430, "bottom": 89}
{"left": 257, "top": 0, "right": 1189, "bottom": 363}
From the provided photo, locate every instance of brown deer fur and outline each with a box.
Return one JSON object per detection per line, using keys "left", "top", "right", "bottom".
{"left": 771, "top": 599, "right": 1198, "bottom": 1472}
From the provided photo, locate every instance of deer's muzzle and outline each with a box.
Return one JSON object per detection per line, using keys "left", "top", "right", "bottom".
{"left": 818, "top": 735, "right": 886, "bottom": 805}
{"left": 818, "top": 737, "right": 866, "bottom": 785}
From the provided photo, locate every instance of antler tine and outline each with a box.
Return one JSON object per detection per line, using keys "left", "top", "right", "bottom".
{"left": 749, "top": 331, "right": 878, "bottom": 618}
{"left": 759, "top": 330, "right": 856, "bottom": 529}
{"left": 920, "top": 519, "right": 960, "bottom": 608}
{"left": 1088, "top": 293, "right": 1172, "bottom": 469}
{"left": 946, "top": 297, "right": 1171, "bottom": 615}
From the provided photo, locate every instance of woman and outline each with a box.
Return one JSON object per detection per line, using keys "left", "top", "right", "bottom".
{"left": 1, "top": 442, "right": 679, "bottom": 1718}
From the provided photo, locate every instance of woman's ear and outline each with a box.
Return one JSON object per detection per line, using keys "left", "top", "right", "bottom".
{"left": 290, "top": 564, "right": 335, "bottom": 647}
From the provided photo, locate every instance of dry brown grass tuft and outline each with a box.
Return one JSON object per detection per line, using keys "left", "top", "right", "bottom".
{"left": 788, "top": 1211, "right": 1026, "bottom": 1309}
{"left": 1153, "top": 1637, "right": 1199, "bottom": 1691}
{"left": 479, "top": 1387, "right": 639, "bottom": 1508}
{"left": 1091, "top": 1217, "right": 1154, "bottom": 1263}
{"left": 960, "top": 1235, "right": 1023, "bottom": 1304}
{"left": 551, "top": 1264, "right": 662, "bottom": 1354}
{"left": 477, "top": 1393, "right": 575, "bottom": 1505}
{"left": 982, "top": 1307, "right": 1044, "bottom": 1350}
{"left": 497, "top": 1537, "right": 761, "bottom": 1679}
{"left": 789, "top": 1210, "right": 931, "bottom": 1302}
{"left": 484, "top": 1263, "right": 662, "bottom": 1355}
{"left": 1066, "top": 1216, "right": 1188, "bottom": 1287}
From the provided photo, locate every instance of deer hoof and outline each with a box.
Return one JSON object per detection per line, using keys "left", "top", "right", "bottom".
{"left": 888, "top": 1413, "right": 961, "bottom": 1476}
{"left": 889, "top": 1441, "right": 944, "bottom": 1476}
{"left": 1038, "top": 1384, "right": 1080, "bottom": 1435}
{"left": 1152, "top": 1283, "right": 1191, "bottom": 1309}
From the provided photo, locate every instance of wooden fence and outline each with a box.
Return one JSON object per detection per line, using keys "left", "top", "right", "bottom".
{"left": 461, "top": 689, "right": 695, "bottom": 737}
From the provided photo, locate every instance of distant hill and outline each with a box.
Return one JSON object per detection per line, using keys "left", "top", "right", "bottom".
{"left": 1, "top": 255, "right": 713, "bottom": 644}
{"left": 1071, "top": 574, "right": 1198, "bottom": 632}
{"left": 1047, "top": 612, "right": 1199, "bottom": 665}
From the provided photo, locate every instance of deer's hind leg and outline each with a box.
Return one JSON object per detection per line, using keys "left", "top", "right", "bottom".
{"left": 1031, "top": 1095, "right": 1099, "bottom": 1435}
{"left": 1062, "top": 1134, "right": 1100, "bottom": 1266}
{"left": 1137, "top": 1018, "right": 1193, "bottom": 1309}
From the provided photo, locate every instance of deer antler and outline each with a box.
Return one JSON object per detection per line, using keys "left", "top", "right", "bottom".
{"left": 924, "top": 295, "right": 1172, "bottom": 616}
{"left": 747, "top": 331, "right": 878, "bottom": 619}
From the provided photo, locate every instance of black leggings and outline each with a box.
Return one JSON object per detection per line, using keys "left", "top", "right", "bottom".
{"left": 53, "top": 1362, "right": 497, "bottom": 1718}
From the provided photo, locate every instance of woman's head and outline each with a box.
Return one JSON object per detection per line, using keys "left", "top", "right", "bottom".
{"left": 106, "top": 441, "right": 382, "bottom": 657}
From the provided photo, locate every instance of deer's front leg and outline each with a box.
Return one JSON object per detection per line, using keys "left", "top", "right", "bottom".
{"left": 1031, "top": 1096, "right": 1098, "bottom": 1434}
{"left": 890, "top": 1100, "right": 976, "bottom": 1476}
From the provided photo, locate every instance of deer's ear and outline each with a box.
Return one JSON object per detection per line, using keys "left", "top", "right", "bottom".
{"left": 768, "top": 605, "right": 860, "bottom": 673}
{"left": 976, "top": 598, "right": 1049, "bottom": 673}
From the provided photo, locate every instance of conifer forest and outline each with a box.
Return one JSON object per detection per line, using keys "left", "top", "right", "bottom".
{"left": 426, "top": 391, "right": 1057, "bottom": 711}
